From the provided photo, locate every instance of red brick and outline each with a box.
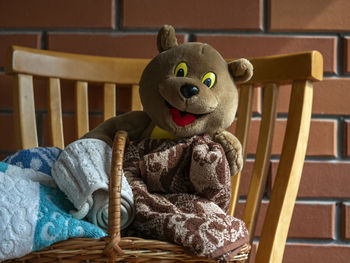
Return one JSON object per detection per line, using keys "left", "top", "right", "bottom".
{"left": 122, "top": 0, "right": 262, "bottom": 30}
{"left": 313, "top": 79, "right": 350, "bottom": 115}
{"left": 282, "top": 243, "right": 350, "bottom": 263}
{"left": 343, "top": 203, "right": 350, "bottom": 240}
{"left": 277, "top": 79, "right": 350, "bottom": 115}
{"left": 0, "top": 114, "right": 17, "bottom": 152}
{"left": 278, "top": 119, "right": 337, "bottom": 157}
{"left": 270, "top": 0, "right": 350, "bottom": 32}
{"left": 33, "top": 78, "right": 49, "bottom": 110}
{"left": 0, "top": 0, "right": 114, "bottom": 29}
{"left": 247, "top": 242, "right": 257, "bottom": 263}
{"left": 271, "top": 161, "right": 350, "bottom": 198}
{"left": 47, "top": 34, "right": 187, "bottom": 58}
{"left": 237, "top": 159, "right": 255, "bottom": 197}
{"left": 276, "top": 84, "right": 291, "bottom": 113}
{"left": 0, "top": 34, "right": 40, "bottom": 68}
{"left": 118, "top": 86, "right": 132, "bottom": 112}
{"left": 235, "top": 87, "right": 261, "bottom": 115}
{"left": 229, "top": 119, "right": 337, "bottom": 157}
{"left": 0, "top": 74, "right": 13, "bottom": 109}
{"left": 0, "top": 153, "right": 12, "bottom": 161}
{"left": 235, "top": 201, "right": 335, "bottom": 239}
{"left": 196, "top": 35, "right": 337, "bottom": 74}
{"left": 288, "top": 202, "right": 335, "bottom": 240}
{"left": 345, "top": 121, "right": 350, "bottom": 157}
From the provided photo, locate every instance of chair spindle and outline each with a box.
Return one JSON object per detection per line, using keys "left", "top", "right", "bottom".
{"left": 75, "top": 81, "right": 89, "bottom": 139}
{"left": 103, "top": 83, "right": 116, "bottom": 121}
{"left": 131, "top": 84, "right": 142, "bottom": 111}
{"left": 228, "top": 84, "right": 254, "bottom": 216}
{"left": 14, "top": 73, "right": 38, "bottom": 149}
{"left": 48, "top": 77, "right": 64, "bottom": 149}
{"left": 255, "top": 80, "right": 313, "bottom": 263}
{"left": 243, "top": 83, "right": 279, "bottom": 243}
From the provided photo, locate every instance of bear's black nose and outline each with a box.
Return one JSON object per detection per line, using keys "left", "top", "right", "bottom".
{"left": 180, "top": 84, "right": 199, "bottom": 98}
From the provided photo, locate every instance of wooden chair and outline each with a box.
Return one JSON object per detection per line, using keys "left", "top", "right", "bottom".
{"left": 5, "top": 45, "right": 323, "bottom": 263}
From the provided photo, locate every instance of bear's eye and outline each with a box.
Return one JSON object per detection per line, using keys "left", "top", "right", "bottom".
{"left": 202, "top": 72, "right": 216, "bottom": 88}
{"left": 175, "top": 62, "right": 188, "bottom": 77}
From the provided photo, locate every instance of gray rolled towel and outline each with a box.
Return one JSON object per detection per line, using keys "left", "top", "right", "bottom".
{"left": 51, "top": 138, "right": 135, "bottom": 231}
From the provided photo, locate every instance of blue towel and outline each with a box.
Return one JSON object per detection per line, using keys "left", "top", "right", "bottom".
{"left": 0, "top": 147, "right": 106, "bottom": 261}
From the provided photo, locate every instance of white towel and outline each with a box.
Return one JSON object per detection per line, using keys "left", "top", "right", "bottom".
{"left": 0, "top": 163, "right": 55, "bottom": 260}
{"left": 51, "top": 138, "right": 135, "bottom": 231}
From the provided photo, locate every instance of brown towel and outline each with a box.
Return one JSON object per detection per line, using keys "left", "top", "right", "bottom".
{"left": 123, "top": 135, "right": 248, "bottom": 261}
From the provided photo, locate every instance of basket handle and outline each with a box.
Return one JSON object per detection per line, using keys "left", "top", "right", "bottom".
{"left": 108, "top": 130, "right": 128, "bottom": 239}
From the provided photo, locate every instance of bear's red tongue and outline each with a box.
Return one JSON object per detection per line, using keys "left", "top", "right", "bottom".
{"left": 169, "top": 108, "right": 196, "bottom": 127}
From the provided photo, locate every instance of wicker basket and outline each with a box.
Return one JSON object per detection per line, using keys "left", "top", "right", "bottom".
{"left": 6, "top": 131, "right": 250, "bottom": 262}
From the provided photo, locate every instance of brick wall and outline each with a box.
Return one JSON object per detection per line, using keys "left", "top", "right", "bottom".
{"left": 0, "top": 0, "right": 349, "bottom": 262}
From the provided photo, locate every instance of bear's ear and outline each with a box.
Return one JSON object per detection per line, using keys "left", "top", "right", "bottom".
{"left": 228, "top": 58, "right": 253, "bottom": 84}
{"left": 157, "top": 25, "right": 178, "bottom": 53}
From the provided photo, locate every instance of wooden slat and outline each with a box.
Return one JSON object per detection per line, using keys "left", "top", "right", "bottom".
{"left": 48, "top": 78, "right": 64, "bottom": 148}
{"left": 13, "top": 74, "right": 38, "bottom": 149}
{"left": 227, "top": 50, "right": 323, "bottom": 85}
{"left": 228, "top": 85, "right": 254, "bottom": 216}
{"left": 6, "top": 45, "right": 148, "bottom": 84}
{"left": 103, "top": 83, "right": 116, "bottom": 121}
{"left": 131, "top": 85, "right": 143, "bottom": 111}
{"left": 243, "top": 83, "right": 279, "bottom": 243}
{"left": 255, "top": 80, "right": 313, "bottom": 263}
{"left": 75, "top": 81, "right": 89, "bottom": 139}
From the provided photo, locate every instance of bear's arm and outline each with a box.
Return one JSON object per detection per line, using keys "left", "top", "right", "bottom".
{"left": 213, "top": 129, "right": 243, "bottom": 176}
{"left": 82, "top": 111, "right": 152, "bottom": 146}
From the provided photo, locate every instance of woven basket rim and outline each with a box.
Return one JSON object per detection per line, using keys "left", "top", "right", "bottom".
{"left": 8, "top": 236, "right": 250, "bottom": 262}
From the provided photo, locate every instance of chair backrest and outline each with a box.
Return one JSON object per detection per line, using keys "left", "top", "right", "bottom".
{"left": 6, "top": 45, "right": 149, "bottom": 150}
{"left": 5, "top": 45, "right": 323, "bottom": 263}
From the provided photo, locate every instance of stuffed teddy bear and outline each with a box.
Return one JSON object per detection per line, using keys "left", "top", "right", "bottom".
{"left": 83, "top": 25, "right": 253, "bottom": 177}
{"left": 52, "top": 25, "right": 254, "bottom": 260}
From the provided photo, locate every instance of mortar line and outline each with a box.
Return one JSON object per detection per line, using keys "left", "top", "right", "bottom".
{"left": 262, "top": 196, "right": 350, "bottom": 203}
{"left": 0, "top": 28, "right": 344, "bottom": 37}
{"left": 187, "top": 33, "right": 196, "bottom": 43}
{"left": 337, "top": 33, "right": 344, "bottom": 76}
{"left": 285, "top": 238, "right": 350, "bottom": 245}
{"left": 36, "top": 112, "right": 43, "bottom": 146}
{"left": 262, "top": 0, "right": 268, "bottom": 33}
{"left": 115, "top": 0, "right": 121, "bottom": 31}
{"left": 337, "top": 116, "right": 345, "bottom": 159}
{"left": 335, "top": 201, "right": 343, "bottom": 241}
{"left": 0, "top": 28, "right": 347, "bottom": 39}
{"left": 41, "top": 31, "right": 47, "bottom": 50}
{"left": 0, "top": 109, "right": 14, "bottom": 114}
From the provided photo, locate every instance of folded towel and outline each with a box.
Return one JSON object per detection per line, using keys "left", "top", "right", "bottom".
{"left": 0, "top": 148, "right": 105, "bottom": 261}
{"left": 3, "top": 146, "right": 61, "bottom": 176}
{"left": 51, "top": 138, "right": 135, "bottom": 231}
{"left": 86, "top": 173, "right": 135, "bottom": 232}
{"left": 123, "top": 135, "right": 249, "bottom": 261}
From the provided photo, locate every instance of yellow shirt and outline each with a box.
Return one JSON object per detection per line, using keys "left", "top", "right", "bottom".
{"left": 150, "top": 125, "right": 177, "bottom": 139}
